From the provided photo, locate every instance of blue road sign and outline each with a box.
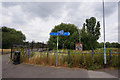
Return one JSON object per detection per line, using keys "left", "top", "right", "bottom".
{"left": 58, "top": 30, "right": 64, "bottom": 35}
{"left": 49, "top": 30, "right": 70, "bottom": 67}
{"left": 62, "top": 32, "right": 70, "bottom": 36}
{"left": 50, "top": 32, "right": 70, "bottom": 36}
{"left": 50, "top": 32, "right": 57, "bottom": 36}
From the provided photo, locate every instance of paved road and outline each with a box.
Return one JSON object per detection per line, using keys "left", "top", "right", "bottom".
{"left": 0, "top": 54, "right": 2, "bottom": 80}
{"left": 2, "top": 54, "right": 118, "bottom": 78}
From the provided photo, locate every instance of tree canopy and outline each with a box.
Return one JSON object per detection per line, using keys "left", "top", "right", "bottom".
{"left": 98, "top": 42, "right": 120, "bottom": 48}
{"left": 48, "top": 17, "right": 101, "bottom": 50}
{"left": 1, "top": 26, "right": 26, "bottom": 49}
{"left": 80, "top": 17, "right": 101, "bottom": 50}
{"left": 48, "top": 23, "right": 79, "bottom": 50}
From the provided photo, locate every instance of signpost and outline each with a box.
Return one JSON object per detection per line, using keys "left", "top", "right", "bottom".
{"left": 50, "top": 30, "right": 70, "bottom": 67}
{"left": 50, "top": 32, "right": 70, "bottom": 36}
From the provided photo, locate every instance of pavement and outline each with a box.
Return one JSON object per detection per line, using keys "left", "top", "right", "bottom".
{"left": 0, "top": 54, "right": 2, "bottom": 80}
{"left": 1, "top": 54, "right": 119, "bottom": 78}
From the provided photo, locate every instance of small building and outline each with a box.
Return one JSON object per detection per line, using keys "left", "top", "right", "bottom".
{"left": 75, "top": 43, "right": 83, "bottom": 51}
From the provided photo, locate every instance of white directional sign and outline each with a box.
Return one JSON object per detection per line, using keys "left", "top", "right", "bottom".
{"left": 58, "top": 30, "right": 64, "bottom": 35}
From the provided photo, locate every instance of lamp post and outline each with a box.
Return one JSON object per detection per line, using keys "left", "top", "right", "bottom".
{"left": 103, "top": 0, "right": 106, "bottom": 67}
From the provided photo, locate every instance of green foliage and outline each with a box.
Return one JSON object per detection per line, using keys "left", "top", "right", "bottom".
{"left": 30, "top": 41, "right": 45, "bottom": 49}
{"left": 80, "top": 17, "right": 101, "bottom": 50}
{"left": 20, "top": 53, "right": 28, "bottom": 63}
{"left": 48, "top": 23, "right": 79, "bottom": 50}
{"left": 109, "top": 54, "right": 118, "bottom": 67}
{"left": 25, "top": 51, "right": 118, "bottom": 70}
{"left": 1, "top": 26, "right": 26, "bottom": 49}
{"left": 23, "top": 48, "right": 118, "bottom": 70}
{"left": 94, "top": 48, "right": 118, "bottom": 53}
{"left": 98, "top": 42, "right": 120, "bottom": 48}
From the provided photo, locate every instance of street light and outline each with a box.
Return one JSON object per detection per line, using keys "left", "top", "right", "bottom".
{"left": 103, "top": 0, "right": 106, "bottom": 68}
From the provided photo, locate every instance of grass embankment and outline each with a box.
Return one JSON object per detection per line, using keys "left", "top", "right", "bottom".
{"left": 20, "top": 48, "right": 119, "bottom": 70}
{"left": 0, "top": 49, "right": 11, "bottom": 54}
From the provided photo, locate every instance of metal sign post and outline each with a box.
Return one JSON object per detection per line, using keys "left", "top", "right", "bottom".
{"left": 56, "top": 31, "right": 58, "bottom": 67}
{"left": 50, "top": 30, "right": 70, "bottom": 67}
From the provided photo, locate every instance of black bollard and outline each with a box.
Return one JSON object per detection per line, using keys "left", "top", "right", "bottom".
{"left": 109, "top": 50, "right": 111, "bottom": 60}
{"left": 68, "top": 50, "right": 70, "bottom": 64}
{"left": 92, "top": 50, "right": 94, "bottom": 57}
{"left": 27, "top": 44, "right": 30, "bottom": 63}
{"left": 47, "top": 48, "right": 49, "bottom": 63}
{"left": 11, "top": 46, "right": 13, "bottom": 59}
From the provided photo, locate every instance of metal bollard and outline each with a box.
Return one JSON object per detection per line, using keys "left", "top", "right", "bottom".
{"left": 27, "top": 44, "right": 30, "bottom": 63}
{"left": 109, "top": 50, "right": 111, "bottom": 60}
{"left": 92, "top": 50, "right": 94, "bottom": 57}
{"left": 11, "top": 46, "right": 13, "bottom": 59}
{"left": 47, "top": 48, "right": 49, "bottom": 63}
{"left": 68, "top": 50, "right": 70, "bottom": 64}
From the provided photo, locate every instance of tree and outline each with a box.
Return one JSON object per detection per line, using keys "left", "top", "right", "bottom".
{"left": 98, "top": 42, "right": 104, "bottom": 48}
{"left": 111, "top": 42, "right": 120, "bottom": 48}
{"left": 1, "top": 26, "right": 26, "bottom": 49}
{"left": 80, "top": 17, "right": 101, "bottom": 50}
{"left": 98, "top": 42, "right": 120, "bottom": 48}
{"left": 106, "top": 42, "right": 111, "bottom": 48}
{"left": 48, "top": 23, "right": 79, "bottom": 50}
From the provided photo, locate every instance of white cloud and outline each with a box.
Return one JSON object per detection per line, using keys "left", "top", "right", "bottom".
{"left": 13, "top": 10, "right": 68, "bottom": 42}
{"left": 98, "top": 5, "right": 118, "bottom": 42}
{"left": 0, "top": 3, "right": 2, "bottom": 25}
{"left": 0, "top": 0, "right": 119, "bottom": 2}
{"left": 1, "top": 2, "right": 118, "bottom": 43}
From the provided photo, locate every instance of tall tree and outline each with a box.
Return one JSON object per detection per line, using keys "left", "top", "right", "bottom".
{"left": 48, "top": 23, "right": 79, "bottom": 50}
{"left": 80, "top": 17, "right": 101, "bottom": 50}
{"left": 1, "top": 26, "right": 26, "bottom": 49}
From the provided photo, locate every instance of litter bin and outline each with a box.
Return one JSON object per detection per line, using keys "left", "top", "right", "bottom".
{"left": 13, "top": 51, "right": 20, "bottom": 64}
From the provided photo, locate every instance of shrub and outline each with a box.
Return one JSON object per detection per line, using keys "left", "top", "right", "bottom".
{"left": 21, "top": 49, "right": 119, "bottom": 70}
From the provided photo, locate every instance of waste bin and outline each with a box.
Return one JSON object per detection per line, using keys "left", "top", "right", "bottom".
{"left": 13, "top": 51, "right": 20, "bottom": 64}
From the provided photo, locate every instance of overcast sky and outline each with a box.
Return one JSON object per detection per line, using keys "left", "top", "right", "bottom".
{"left": 0, "top": 1, "right": 119, "bottom": 43}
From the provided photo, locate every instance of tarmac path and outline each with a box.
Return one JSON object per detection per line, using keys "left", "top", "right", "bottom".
{"left": 1, "top": 54, "right": 118, "bottom": 78}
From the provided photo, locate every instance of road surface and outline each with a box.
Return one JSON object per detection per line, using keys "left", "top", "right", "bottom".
{"left": 1, "top": 54, "right": 119, "bottom": 78}
{"left": 0, "top": 54, "right": 2, "bottom": 80}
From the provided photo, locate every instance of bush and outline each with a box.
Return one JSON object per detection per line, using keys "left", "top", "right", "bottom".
{"left": 21, "top": 49, "right": 119, "bottom": 70}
